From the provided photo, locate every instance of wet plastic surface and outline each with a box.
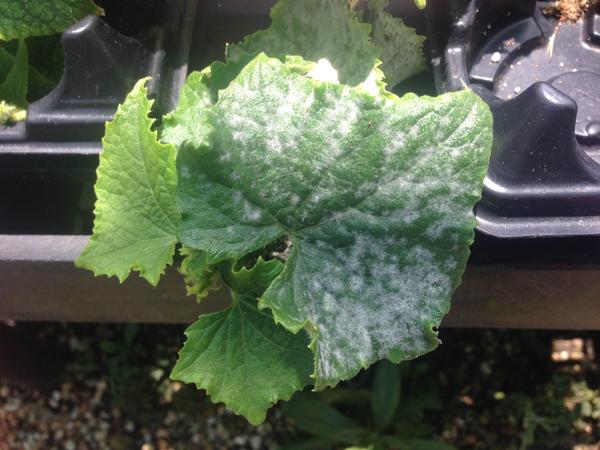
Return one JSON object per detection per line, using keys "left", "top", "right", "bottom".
{"left": 428, "top": 0, "right": 600, "bottom": 237}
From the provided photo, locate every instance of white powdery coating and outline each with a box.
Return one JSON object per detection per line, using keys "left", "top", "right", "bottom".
{"left": 228, "top": 191, "right": 264, "bottom": 224}
{"left": 217, "top": 71, "right": 318, "bottom": 210}
{"left": 295, "top": 95, "right": 482, "bottom": 383}
{"left": 301, "top": 235, "right": 453, "bottom": 383}
{"left": 220, "top": 64, "right": 365, "bottom": 225}
{"left": 207, "top": 59, "right": 487, "bottom": 386}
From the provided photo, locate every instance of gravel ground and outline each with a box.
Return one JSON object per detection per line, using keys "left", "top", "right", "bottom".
{"left": 2, "top": 323, "right": 600, "bottom": 450}
{"left": 0, "top": 322, "right": 297, "bottom": 450}
{"left": 0, "top": 378, "right": 293, "bottom": 450}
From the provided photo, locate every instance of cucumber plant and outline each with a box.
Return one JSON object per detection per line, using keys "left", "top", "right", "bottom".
{"left": 75, "top": 0, "right": 493, "bottom": 424}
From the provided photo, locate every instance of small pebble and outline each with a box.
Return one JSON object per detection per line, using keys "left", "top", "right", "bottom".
{"left": 125, "top": 420, "right": 135, "bottom": 432}
{"left": 250, "top": 435, "right": 262, "bottom": 449}
{"left": 490, "top": 52, "right": 501, "bottom": 63}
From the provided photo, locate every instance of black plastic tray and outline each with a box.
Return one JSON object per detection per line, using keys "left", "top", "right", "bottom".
{"left": 4, "top": 0, "right": 600, "bottom": 327}
{"left": 2, "top": 0, "right": 599, "bottom": 250}
{"left": 427, "top": 0, "right": 600, "bottom": 238}
{"left": 0, "top": 0, "right": 197, "bottom": 235}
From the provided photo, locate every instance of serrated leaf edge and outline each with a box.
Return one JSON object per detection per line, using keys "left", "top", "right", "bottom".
{"left": 75, "top": 77, "right": 178, "bottom": 286}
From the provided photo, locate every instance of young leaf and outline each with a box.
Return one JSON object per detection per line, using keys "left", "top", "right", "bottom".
{"left": 171, "top": 258, "right": 313, "bottom": 425}
{"left": 363, "top": 0, "right": 426, "bottom": 87}
{"left": 0, "top": 0, "right": 103, "bottom": 41}
{"left": 282, "top": 393, "right": 367, "bottom": 444}
{"left": 76, "top": 78, "right": 179, "bottom": 286}
{"left": 220, "top": 258, "right": 285, "bottom": 299}
{"left": 371, "top": 360, "right": 401, "bottom": 431}
{"left": 178, "top": 247, "right": 221, "bottom": 302}
{"left": 0, "top": 100, "right": 26, "bottom": 124}
{"left": 0, "top": 46, "right": 13, "bottom": 79}
{"left": 23, "top": 34, "right": 64, "bottom": 99}
{"left": 177, "top": 54, "right": 493, "bottom": 389}
{"left": 226, "top": 0, "right": 379, "bottom": 86}
{"left": 0, "top": 39, "right": 28, "bottom": 108}
{"left": 415, "top": 0, "right": 427, "bottom": 9}
{"left": 1, "top": 37, "right": 63, "bottom": 102}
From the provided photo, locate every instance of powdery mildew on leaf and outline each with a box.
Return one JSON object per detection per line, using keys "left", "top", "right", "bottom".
{"left": 76, "top": 78, "right": 179, "bottom": 286}
{"left": 160, "top": 70, "right": 215, "bottom": 148}
{"left": 0, "top": 0, "right": 103, "bottom": 41}
{"left": 176, "top": 55, "right": 493, "bottom": 389}
{"left": 171, "top": 258, "right": 313, "bottom": 425}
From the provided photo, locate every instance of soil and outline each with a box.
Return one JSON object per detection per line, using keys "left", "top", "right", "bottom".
{"left": 544, "top": 0, "right": 594, "bottom": 23}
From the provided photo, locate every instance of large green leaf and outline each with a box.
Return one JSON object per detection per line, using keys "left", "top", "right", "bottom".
{"left": 177, "top": 54, "right": 492, "bottom": 389}
{"left": 0, "top": 0, "right": 103, "bottom": 41}
{"left": 226, "top": 0, "right": 379, "bottom": 86}
{"left": 76, "top": 78, "right": 179, "bottom": 286}
{"left": 171, "top": 258, "right": 313, "bottom": 425}
{"left": 160, "top": 56, "right": 318, "bottom": 148}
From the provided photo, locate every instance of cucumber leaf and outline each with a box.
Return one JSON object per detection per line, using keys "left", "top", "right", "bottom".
{"left": 363, "top": 0, "right": 426, "bottom": 87}
{"left": 0, "top": 46, "right": 13, "bottom": 78}
{"left": 171, "top": 258, "right": 313, "bottom": 425}
{"left": 1, "top": 36, "right": 64, "bottom": 102}
{"left": 178, "top": 246, "right": 221, "bottom": 301}
{"left": 282, "top": 392, "right": 367, "bottom": 444}
{"left": 0, "top": 39, "right": 28, "bottom": 108}
{"left": 176, "top": 54, "right": 493, "bottom": 388}
{"left": 371, "top": 360, "right": 401, "bottom": 431}
{"left": 76, "top": 78, "right": 179, "bottom": 286}
{"left": 161, "top": 56, "right": 318, "bottom": 147}
{"left": 225, "top": 0, "right": 379, "bottom": 86}
{"left": 0, "top": 0, "right": 103, "bottom": 41}
{"left": 160, "top": 70, "right": 215, "bottom": 148}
